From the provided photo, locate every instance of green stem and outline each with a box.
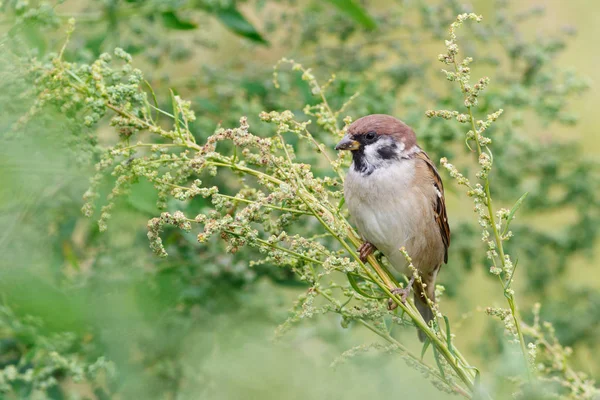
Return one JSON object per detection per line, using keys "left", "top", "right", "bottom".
{"left": 215, "top": 193, "right": 312, "bottom": 215}
{"left": 521, "top": 323, "right": 584, "bottom": 389}
{"left": 118, "top": 143, "right": 185, "bottom": 151}
{"left": 460, "top": 75, "right": 532, "bottom": 382}
{"left": 295, "top": 124, "right": 345, "bottom": 181}
{"left": 254, "top": 238, "right": 322, "bottom": 265}
{"left": 205, "top": 160, "right": 284, "bottom": 186}
{"left": 316, "top": 288, "right": 470, "bottom": 398}
{"left": 224, "top": 230, "right": 322, "bottom": 265}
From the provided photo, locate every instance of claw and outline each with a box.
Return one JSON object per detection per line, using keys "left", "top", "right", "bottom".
{"left": 387, "top": 275, "right": 416, "bottom": 310}
{"left": 358, "top": 242, "right": 377, "bottom": 262}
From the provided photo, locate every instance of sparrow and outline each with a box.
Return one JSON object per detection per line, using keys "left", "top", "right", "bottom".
{"left": 335, "top": 114, "right": 450, "bottom": 341}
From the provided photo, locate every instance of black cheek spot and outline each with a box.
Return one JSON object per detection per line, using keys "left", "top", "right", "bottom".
{"left": 377, "top": 143, "right": 398, "bottom": 160}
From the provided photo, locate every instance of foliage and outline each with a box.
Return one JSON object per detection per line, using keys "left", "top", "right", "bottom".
{"left": 0, "top": 306, "right": 115, "bottom": 399}
{"left": 0, "top": 0, "right": 599, "bottom": 399}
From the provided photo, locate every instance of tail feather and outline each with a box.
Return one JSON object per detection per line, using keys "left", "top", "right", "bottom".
{"left": 413, "top": 280, "right": 435, "bottom": 342}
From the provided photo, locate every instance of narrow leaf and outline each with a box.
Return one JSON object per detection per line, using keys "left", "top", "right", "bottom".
{"left": 465, "top": 366, "right": 482, "bottom": 390}
{"left": 144, "top": 79, "right": 159, "bottom": 123}
{"left": 420, "top": 337, "right": 431, "bottom": 360}
{"left": 170, "top": 89, "right": 181, "bottom": 134}
{"left": 443, "top": 316, "right": 455, "bottom": 357}
{"left": 505, "top": 257, "right": 519, "bottom": 291}
{"left": 433, "top": 347, "right": 447, "bottom": 381}
{"left": 502, "top": 192, "right": 529, "bottom": 236}
{"left": 337, "top": 197, "right": 345, "bottom": 211}
{"left": 326, "top": 0, "right": 377, "bottom": 30}
{"left": 161, "top": 11, "right": 198, "bottom": 30}
{"left": 215, "top": 7, "right": 269, "bottom": 45}
{"left": 474, "top": 367, "right": 481, "bottom": 387}
{"left": 346, "top": 273, "right": 386, "bottom": 300}
{"left": 465, "top": 137, "right": 473, "bottom": 152}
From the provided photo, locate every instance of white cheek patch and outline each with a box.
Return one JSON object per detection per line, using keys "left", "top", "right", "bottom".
{"left": 363, "top": 137, "right": 403, "bottom": 166}
{"left": 363, "top": 142, "right": 382, "bottom": 163}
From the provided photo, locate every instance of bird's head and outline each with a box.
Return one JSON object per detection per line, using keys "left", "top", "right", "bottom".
{"left": 335, "top": 114, "right": 418, "bottom": 175}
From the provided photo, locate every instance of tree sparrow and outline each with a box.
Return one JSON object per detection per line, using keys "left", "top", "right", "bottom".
{"left": 335, "top": 114, "right": 450, "bottom": 341}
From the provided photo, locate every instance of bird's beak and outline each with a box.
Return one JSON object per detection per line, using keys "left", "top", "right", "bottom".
{"left": 335, "top": 134, "right": 360, "bottom": 151}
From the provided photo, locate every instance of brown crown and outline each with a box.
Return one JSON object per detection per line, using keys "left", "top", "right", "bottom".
{"left": 347, "top": 114, "right": 417, "bottom": 149}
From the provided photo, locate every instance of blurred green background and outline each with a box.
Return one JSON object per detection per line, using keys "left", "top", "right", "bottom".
{"left": 0, "top": 0, "right": 598, "bottom": 399}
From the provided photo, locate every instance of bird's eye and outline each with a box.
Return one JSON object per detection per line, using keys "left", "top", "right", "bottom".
{"left": 365, "top": 131, "right": 376, "bottom": 141}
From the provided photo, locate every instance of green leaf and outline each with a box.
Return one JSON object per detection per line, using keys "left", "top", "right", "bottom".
{"left": 465, "top": 366, "right": 482, "bottom": 394}
{"left": 443, "top": 316, "right": 455, "bottom": 357}
{"left": 170, "top": 88, "right": 181, "bottom": 134}
{"left": 473, "top": 367, "right": 481, "bottom": 387}
{"left": 8, "top": 22, "right": 48, "bottom": 55}
{"left": 144, "top": 79, "right": 159, "bottom": 123}
{"left": 325, "top": 0, "right": 377, "bottom": 30}
{"left": 346, "top": 273, "right": 386, "bottom": 299}
{"left": 161, "top": 11, "right": 198, "bottom": 30}
{"left": 420, "top": 337, "right": 431, "bottom": 360}
{"left": 502, "top": 191, "right": 529, "bottom": 236}
{"left": 215, "top": 7, "right": 269, "bottom": 45}
{"left": 505, "top": 257, "right": 519, "bottom": 292}
{"left": 432, "top": 347, "right": 447, "bottom": 381}
{"left": 127, "top": 180, "right": 159, "bottom": 215}
{"left": 337, "top": 197, "right": 345, "bottom": 211}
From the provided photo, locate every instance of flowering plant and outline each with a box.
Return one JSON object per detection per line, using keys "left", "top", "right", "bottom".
{"left": 1, "top": 2, "right": 598, "bottom": 398}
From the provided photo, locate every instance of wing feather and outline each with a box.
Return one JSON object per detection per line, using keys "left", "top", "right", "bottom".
{"left": 415, "top": 150, "right": 451, "bottom": 263}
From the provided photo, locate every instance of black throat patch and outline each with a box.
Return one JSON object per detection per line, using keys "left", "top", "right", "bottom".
{"left": 351, "top": 147, "right": 369, "bottom": 174}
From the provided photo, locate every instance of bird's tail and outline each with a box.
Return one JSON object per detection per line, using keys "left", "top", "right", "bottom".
{"left": 413, "top": 279, "right": 435, "bottom": 342}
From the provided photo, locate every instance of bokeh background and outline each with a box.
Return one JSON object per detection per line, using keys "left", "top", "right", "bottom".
{"left": 0, "top": 0, "right": 598, "bottom": 399}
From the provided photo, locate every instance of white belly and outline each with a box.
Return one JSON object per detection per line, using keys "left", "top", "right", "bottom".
{"left": 344, "top": 160, "right": 442, "bottom": 274}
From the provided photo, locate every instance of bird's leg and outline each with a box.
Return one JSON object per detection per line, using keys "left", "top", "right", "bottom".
{"left": 358, "top": 241, "right": 377, "bottom": 262}
{"left": 387, "top": 275, "right": 416, "bottom": 310}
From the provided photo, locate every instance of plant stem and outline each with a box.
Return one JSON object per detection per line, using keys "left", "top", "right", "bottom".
{"left": 205, "top": 160, "right": 284, "bottom": 186}
{"left": 462, "top": 91, "right": 532, "bottom": 383}
{"left": 345, "top": 230, "right": 397, "bottom": 289}
{"left": 449, "top": 54, "right": 531, "bottom": 382}
{"left": 314, "top": 289, "right": 471, "bottom": 398}
{"left": 215, "top": 193, "right": 312, "bottom": 215}
{"left": 224, "top": 230, "right": 322, "bottom": 265}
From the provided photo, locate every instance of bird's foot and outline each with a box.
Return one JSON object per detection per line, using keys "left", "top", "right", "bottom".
{"left": 358, "top": 241, "right": 377, "bottom": 262}
{"left": 387, "top": 275, "right": 416, "bottom": 310}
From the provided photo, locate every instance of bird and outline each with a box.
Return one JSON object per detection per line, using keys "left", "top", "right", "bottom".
{"left": 335, "top": 114, "right": 450, "bottom": 341}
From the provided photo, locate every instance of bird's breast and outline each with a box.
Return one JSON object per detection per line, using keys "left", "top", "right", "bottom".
{"left": 345, "top": 160, "right": 441, "bottom": 273}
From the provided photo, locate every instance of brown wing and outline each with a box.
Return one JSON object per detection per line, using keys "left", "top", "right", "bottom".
{"left": 415, "top": 150, "right": 451, "bottom": 263}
